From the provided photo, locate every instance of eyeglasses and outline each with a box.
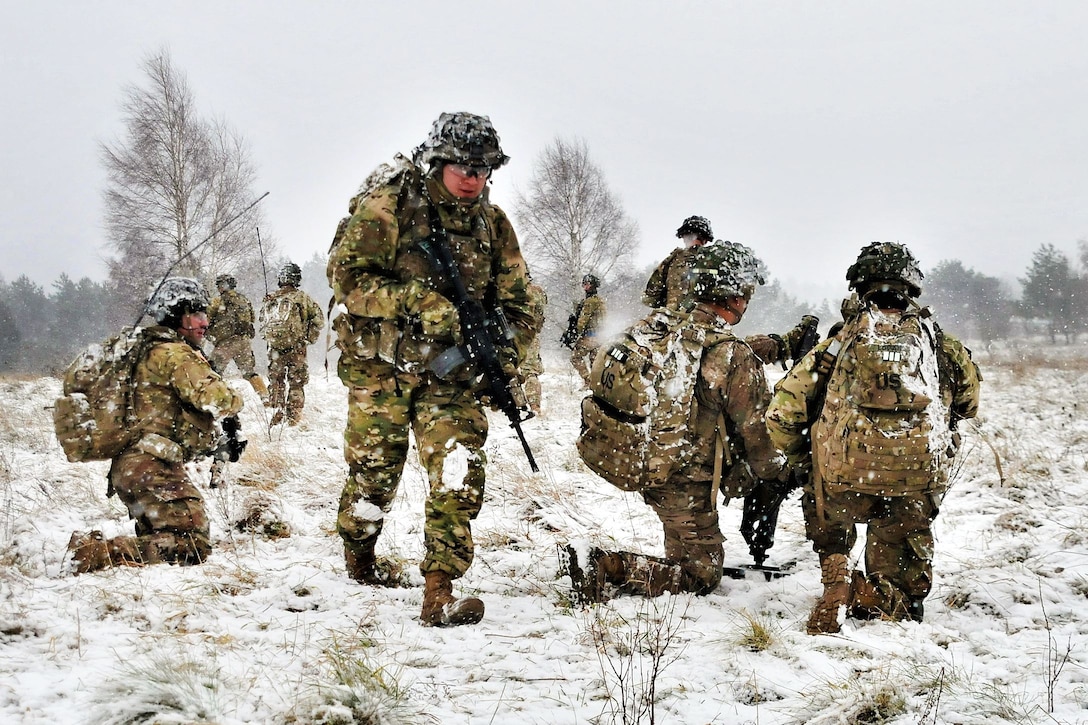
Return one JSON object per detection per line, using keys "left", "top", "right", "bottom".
{"left": 447, "top": 163, "right": 492, "bottom": 179}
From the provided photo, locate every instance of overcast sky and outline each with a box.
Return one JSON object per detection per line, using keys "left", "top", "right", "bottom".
{"left": 4, "top": 1, "right": 1088, "bottom": 300}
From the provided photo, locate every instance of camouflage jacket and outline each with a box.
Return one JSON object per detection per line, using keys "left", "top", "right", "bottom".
{"left": 327, "top": 164, "right": 533, "bottom": 382}
{"left": 131, "top": 326, "right": 244, "bottom": 461}
{"left": 260, "top": 286, "right": 324, "bottom": 350}
{"left": 643, "top": 245, "right": 698, "bottom": 310}
{"left": 207, "top": 289, "right": 255, "bottom": 342}
{"left": 684, "top": 304, "right": 786, "bottom": 483}
{"left": 573, "top": 293, "right": 605, "bottom": 339}
{"left": 766, "top": 309, "right": 982, "bottom": 475}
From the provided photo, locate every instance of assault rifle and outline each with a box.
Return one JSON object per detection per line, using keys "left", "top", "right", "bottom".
{"left": 735, "top": 314, "right": 821, "bottom": 575}
{"left": 417, "top": 204, "right": 539, "bottom": 473}
{"left": 210, "top": 415, "right": 247, "bottom": 488}
{"left": 560, "top": 312, "right": 579, "bottom": 349}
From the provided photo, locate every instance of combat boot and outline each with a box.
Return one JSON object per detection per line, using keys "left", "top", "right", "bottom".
{"left": 344, "top": 542, "right": 401, "bottom": 587}
{"left": 247, "top": 374, "right": 270, "bottom": 405}
{"left": 68, "top": 531, "right": 111, "bottom": 574}
{"left": 420, "top": 571, "right": 484, "bottom": 627}
{"left": 807, "top": 553, "right": 852, "bottom": 634}
{"left": 848, "top": 571, "right": 911, "bottom": 622}
{"left": 270, "top": 409, "right": 285, "bottom": 426}
{"left": 561, "top": 545, "right": 625, "bottom": 605}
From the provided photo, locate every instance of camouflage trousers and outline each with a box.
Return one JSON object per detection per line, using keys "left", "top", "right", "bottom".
{"left": 570, "top": 337, "right": 599, "bottom": 386}
{"left": 209, "top": 335, "right": 258, "bottom": 379}
{"left": 336, "top": 359, "right": 488, "bottom": 579}
{"left": 638, "top": 477, "right": 726, "bottom": 594}
{"left": 802, "top": 485, "right": 938, "bottom": 602}
{"left": 268, "top": 346, "right": 309, "bottom": 422}
{"left": 107, "top": 449, "right": 212, "bottom": 565}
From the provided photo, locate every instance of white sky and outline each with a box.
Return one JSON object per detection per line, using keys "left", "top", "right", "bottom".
{"left": 4, "top": 1, "right": 1088, "bottom": 297}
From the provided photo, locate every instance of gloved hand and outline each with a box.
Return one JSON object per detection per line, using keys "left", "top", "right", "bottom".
{"left": 745, "top": 334, "right": 783, "bottom": 363}
{"left": 416, "top": 291, "right": 459, "bottom": 339}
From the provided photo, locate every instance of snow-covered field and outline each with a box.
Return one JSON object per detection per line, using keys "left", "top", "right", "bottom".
{"left": 2, "top": 345, "right": 1087, "bottom": 724}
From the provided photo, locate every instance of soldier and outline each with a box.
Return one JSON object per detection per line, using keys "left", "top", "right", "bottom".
{"left": 259, "top": 262, "right": 323, "bottom": 426}
{"left": 645, "top": 218, "right": 814, "bottom": 368}
{"left": 569, "top": 273, "right": 605, "bottom": 386}
{"left": 766, "top": 242, "right": 981, "bottom": 634}
{"left": 67, "top": 277, "right": 244, "bottom": 573}
{"left": 207, "top": 274, "right": 269, "bottom": 404}
{"left": 326, "top": 111, "right": 535, "bottom": 626}
{"left": 521, "top": 280, "right": 547, "bottom": 415}
{"left": 642, "top": 214, "right": 714, "bottom": 310}
{"left": 563, "top": 242, "right": 787, "bottom": 602}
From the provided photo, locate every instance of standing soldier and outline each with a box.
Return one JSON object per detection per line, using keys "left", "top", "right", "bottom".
{"left": 207, "top": 274, "right": 269, "bottom": 404}
{"left": 67, "top": 278, "right": 244, "bottom": 572}
{"left": 642, "top": 214, "right": 714, "bottom": 310}
{"left": 259, "top": 262, "right": 323, "bottom": 426}
{"left": 326, "top": 112, "right": 535, "bottom": 627}
{"left": 564, "top": 242, "right": 787, "bottom": 601}
{"left": 569, "top": 273, "right": 605, "bottom": 386}
{"left": 521, "top": 280, "right": 547, "bottom": 415}
{"left": 766, "top": 242, "right": 981, "bottom": 634}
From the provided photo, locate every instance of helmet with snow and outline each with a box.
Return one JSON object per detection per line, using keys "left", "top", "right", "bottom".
{"left": 413, "top": 112, "right": 510, "bottom": 171}
{"left": 846, "top": 242, "right": 923, "bottom": 298}
{"left": 676, "top": 215, "right": 714, "bottom": 243}
{"left": 278, "top": 262, "right": 302, "bottom": 288}
{"left": 215, "top": 274, "right": 236, "bottom": 290}
{"left": 582, "top": 273, "right": 600, "bottom": 292}
{"left": 689, "top": 240, "right": 767, "bottom": 302}
{"left": 146, "top": 277, "right": 210, "bottom": 327}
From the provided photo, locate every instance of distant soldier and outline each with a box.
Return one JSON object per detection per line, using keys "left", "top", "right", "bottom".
{"left": 522, "top": 280, "right": 547, "bottom": 414}
{"left": 207, "top": 274, "right": 269, "bottom": 404}
{"left": 767, "top": 242, "right": 981, "bottom": 634}
{"left": 569, "top": 273, "right": 605, "bottom": 386}
{"left": 259, "top": 262, "right": 323, "bottom": 426}
{"left": 643, "top": 214, "right": 714, "bottom": 310}
{"left": 67, "top": 277, "right": 244, "bottom": 573}
{"left": 564, "top": 242, "right": 787, "bottom": 602}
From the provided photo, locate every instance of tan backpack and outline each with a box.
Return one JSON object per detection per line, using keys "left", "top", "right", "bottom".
{"left": 813, "top": 307, "right": 953, "bottom": 494}
{"left": 577, "top": 308, "right": 725, "bottom": 491}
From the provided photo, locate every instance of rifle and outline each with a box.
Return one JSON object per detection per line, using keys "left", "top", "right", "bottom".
{"left": 210, "top": 415, "right": 247, "bottom": 488}
{"left": 737, "top": 313, "right": 820, "bottom": 569}
{"left": 417, "top": 204, "right": 539, "bottom": 473}
{"left": 560, "top": 312, "right": 579, "bottom": 349}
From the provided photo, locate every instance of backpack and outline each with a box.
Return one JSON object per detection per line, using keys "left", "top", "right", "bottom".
{"left": 576, "top": 308, "right": 723, "bottom": 491}
{"left": 260, "top": 294, "right": 305, "bottom": 349}
{"left": 53, "top": 327, "right": 152, "bottom": 462}
{"left": 812, "top": 306, "right": 953, "bottom": 494}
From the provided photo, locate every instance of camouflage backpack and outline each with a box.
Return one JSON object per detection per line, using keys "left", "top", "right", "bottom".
{"left": 577, "top": 308, "right": 727, "bottom": 491}
{"left": 812, "top": 305, "right": 954, "bottom": 495}
{"left": 53, "top": 327, "right": 153, "bottom": 462}
{"left": 260, "top": 294, "right": 306, "bottom": 349}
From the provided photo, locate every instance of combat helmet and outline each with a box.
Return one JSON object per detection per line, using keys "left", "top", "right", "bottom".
{"left": 278, "top": 262, "right": 302, "bottom": 288}
{"left": 846, "top": 242, "right": 923, "bottom": 298}
{"left": 215, "top": 274, "right": 236, "bottom": 290}
{"left": 582, "top": 273, "right": 600, "bottom": 292}
{"left": 413, "top": 112, "right": 510, "bottom": 171}
{"left": 676, "top": 215, "right": 714, "bottom": 243}
{"left": 146, "top": 277, "right": 210, "bottom": 327}
{"left": 689, "top": 240, "right": 767, "bottom": 302}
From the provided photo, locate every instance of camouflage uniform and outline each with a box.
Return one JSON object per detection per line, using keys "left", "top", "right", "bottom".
{"left": 327, "top": 164, "right": 533, "bottom": 583}
{"left": 767, "top": 306, "right": 981, "bottom": 628}
{"left": 569, "top": 291, "right": 605, "bottom": 385}
{"left": 207, "top": 289, "right": 259, "bottom": 379}
{"left": 521, "top": 282, "right": 547, "bottom": 414}
{"left": 260, "top": 286, "right": 323, "bottom": 425}
{"left": 99, "top": 327, "right": 243, "bottom": 567}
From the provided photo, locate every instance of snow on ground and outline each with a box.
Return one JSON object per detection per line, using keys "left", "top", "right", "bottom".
{"left": 2, "top": 345, "right": 1088, "bottom": 724}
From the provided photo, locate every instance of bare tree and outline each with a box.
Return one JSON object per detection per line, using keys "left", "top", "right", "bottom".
{"left": 101, "top": 50, "right": 271, "bottom": 319}
{"left": 515, "top": 137, "right": 639, "bottom": 307}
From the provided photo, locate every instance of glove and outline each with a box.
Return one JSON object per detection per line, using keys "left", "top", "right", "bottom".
{"left": 745, "top": 334, "right": 783, "bottom": 363}
{"left": 416, "top": 291, "right": 459, "bottom": 339}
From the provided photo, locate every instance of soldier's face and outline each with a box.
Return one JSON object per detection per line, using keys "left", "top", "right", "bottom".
{"left": 178, "top": 312, "right": 209, "bottom": 346}
{"left": 441, "top": 163, "right": 489, "bottom": 199}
